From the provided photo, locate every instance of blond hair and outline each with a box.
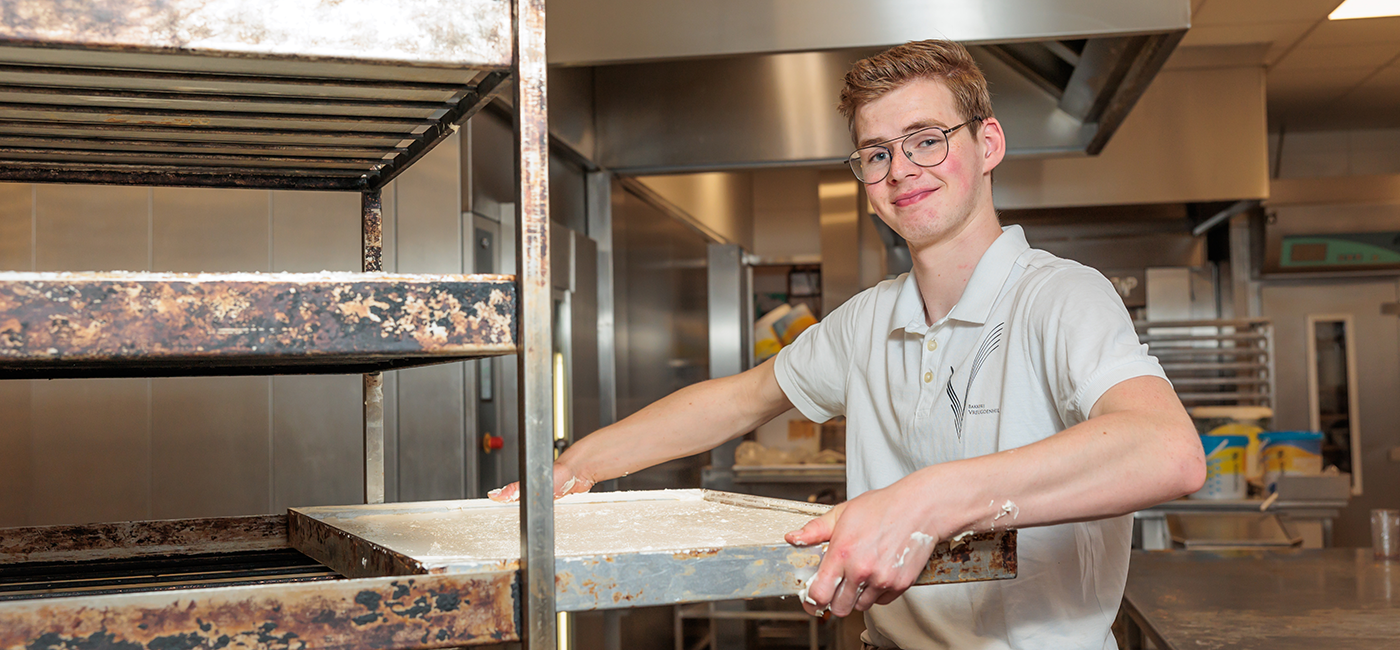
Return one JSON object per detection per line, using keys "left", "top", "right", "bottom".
{"left": 838, "top": 40, "right": 993, "bottom": 136}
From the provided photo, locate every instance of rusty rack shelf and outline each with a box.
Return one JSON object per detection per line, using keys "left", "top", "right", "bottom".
{"left": 0, "top": 271, "right": 517, "bottom": 378}
{"left": 0, "top": 1, "right": 511, "bottom": 192}
{"left": 0, "top": 515, "right": 520, "bottom": 648}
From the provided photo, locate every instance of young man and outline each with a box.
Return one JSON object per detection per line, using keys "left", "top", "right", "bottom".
{"left": 493, "top": 40, "right": 1205, "bottom": 649}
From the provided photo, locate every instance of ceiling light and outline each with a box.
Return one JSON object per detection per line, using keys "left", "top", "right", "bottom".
{"left": 1329, "top": 0, "right": 1400, "bottom": 20}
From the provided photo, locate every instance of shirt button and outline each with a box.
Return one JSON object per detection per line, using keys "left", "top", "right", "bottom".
{"left": 927, "top": 339, "right": 938, "bottom": 351}
{"left": 924, "top": 371, "right": 933, "bottom": 383}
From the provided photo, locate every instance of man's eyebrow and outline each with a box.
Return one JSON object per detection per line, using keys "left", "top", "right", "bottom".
{"left": 856, "top": 120, "right": 947, "bottom": 148}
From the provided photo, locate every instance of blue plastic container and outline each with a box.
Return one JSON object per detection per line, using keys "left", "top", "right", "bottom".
{"left": 1191, "top": 434, "right": 1250, "bottom": 499}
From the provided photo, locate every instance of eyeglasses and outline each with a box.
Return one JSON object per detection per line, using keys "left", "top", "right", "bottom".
{"left": 845, "top": 117, "right": 982, "bottom": 184}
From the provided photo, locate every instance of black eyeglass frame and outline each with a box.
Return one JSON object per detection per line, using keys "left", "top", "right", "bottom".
{"left": 846, "top": 117, "right": 983, "bottom": 184}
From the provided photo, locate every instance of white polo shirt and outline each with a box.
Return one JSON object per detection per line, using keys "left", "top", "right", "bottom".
{"left": 774, "top": 225, "right": 1165, "bottom": 650}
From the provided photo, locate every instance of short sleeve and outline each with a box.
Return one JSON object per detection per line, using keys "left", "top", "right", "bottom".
{"left": 773, "top": 291, "right": 872, "bottom": 423}
{"left": 1031, "top": 267, "right": 1167, "bottom": 425}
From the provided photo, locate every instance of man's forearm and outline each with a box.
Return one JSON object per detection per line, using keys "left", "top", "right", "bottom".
{"left": 902, "top": 376, "right": 1206, "bottom": 540}
{"left": 559, "top": 358, "right": 795, "bottom": 484}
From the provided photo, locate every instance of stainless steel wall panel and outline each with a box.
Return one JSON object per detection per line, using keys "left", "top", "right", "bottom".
{"left": 150, "top": 376, "right": 271, "bottom": 518}
{"left": 611, "top": 186, "right": 709, "bottom": 492}
{"left": 589, "top": 174, "right": 617, "bottom": 431}
{"left": 547, "top": 0, "right": 1189, "bottom": 66}
{"left": 819, "top": 170, "right": 862, "bottom": 315}
{"left": 389, "top": 130, "right": 467, "bottom": 502}
{"left": 380, "top": 183, "right": 399, "bottom": 278}
{"left": 271, "top": 375, "right": 362, "bottom": 512}
{"left": 571, "top": 230, "right": 600, "bottom": 441}
{"left": 459, "top": 217, "right": 480, "bottom": 498}
{"left": 551, "top": 157, "right": 588, "bottom": 234}
{"left": 549, "top": 66, "right": 597, "bottom": 162}
{"left": 34, "top": 185, "right": 148, "bottom": 271}
{"left": 380, "top": 183, "right": 400, "bottom": 503}
{"left": 393, "top": 131, "right": 462, "bottom": 274}
{"left": 0, "top": 183, "right": 31, "bottom": 271}
{"left": 394, "top": 364, "right": 466, "bottom": 501}
{"left": 26, "top": 184, "right": 151, "bottom": 526}
{"left": 270, "top": 191, "right": 360, "bottom": 272}
{"left": 382, "top": 369, "right": 400, "bottom": 503}
{"left": 0, "top": 379, "right": 32, "bottom": 526}
{"left": 471, "top": 110, "right": 515, "bottom": 221}
{"left": 632, "top": 173, "right": 755, "bottom": 250}
{"left": 270, "top": 189, "right": 394, "bottom": 501}
{"left": 152, "top": 188, "right": 268, "bottom": 271}
{"left": 752, "top": 168, "right": 821, "bottom": 262}
{"left": 29, "top": 378, "right": 150, "bottom": 525}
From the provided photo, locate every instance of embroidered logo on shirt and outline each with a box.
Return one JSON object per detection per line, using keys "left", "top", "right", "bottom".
{"left": 946, "top": 322, "right": 1005, "bottom": 438}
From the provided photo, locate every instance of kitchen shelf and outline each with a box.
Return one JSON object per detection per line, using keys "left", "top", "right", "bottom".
{"left": 1134, "top": 318, "right": 1274, "bottom": 408}
{"left": 0, "top": 0, "right": 556, "bottom": 648}
{"left": 0, "top": 271, "right": 516, "bottom": 378}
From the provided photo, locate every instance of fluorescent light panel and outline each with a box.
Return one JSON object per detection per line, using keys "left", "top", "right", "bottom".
{"left": 1329, "top": 0, "right": 1400, "bottom": 20}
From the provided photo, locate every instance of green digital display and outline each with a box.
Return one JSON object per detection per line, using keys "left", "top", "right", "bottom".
{"left": 1281, "top": 233, "right": 1400, "bottom": 268}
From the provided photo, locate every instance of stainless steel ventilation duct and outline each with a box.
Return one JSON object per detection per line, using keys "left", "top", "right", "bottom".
{"left": 546, "top": 0, "right": 1190, "bottom": 173}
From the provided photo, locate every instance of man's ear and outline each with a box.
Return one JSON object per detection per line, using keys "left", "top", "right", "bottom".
{"left": 979, "top": 117, "right": 1006, "bottom": 175}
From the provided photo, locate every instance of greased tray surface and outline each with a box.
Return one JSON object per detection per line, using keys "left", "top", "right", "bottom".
{"left": 291, "top": 489, "right": 1016, "bottom": 612}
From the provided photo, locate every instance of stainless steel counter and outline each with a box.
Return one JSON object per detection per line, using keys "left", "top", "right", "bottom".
{"left": 1121, "top": 549, "right": 1400, "bottom": 650}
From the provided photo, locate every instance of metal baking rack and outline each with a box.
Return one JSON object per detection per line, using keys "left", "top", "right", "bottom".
{"left": 0, "top": 0, "right": 559, "bottom": 647}
{"left": 1133, "top": 318, "right": 1275, "bottom": 407}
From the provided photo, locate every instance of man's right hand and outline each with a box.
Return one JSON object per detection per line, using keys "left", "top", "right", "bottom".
{"left": 487, "top": 462, "right": 595, "bottom": 502}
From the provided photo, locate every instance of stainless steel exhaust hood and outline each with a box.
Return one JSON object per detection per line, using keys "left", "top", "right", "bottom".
{"left": 546, "top": 0, "right": 1190, "bottom": 173}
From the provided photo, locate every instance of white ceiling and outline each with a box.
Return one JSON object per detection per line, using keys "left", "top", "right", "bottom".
{"left": 1184, "top": 0, "right": 1400, "bottom": 131}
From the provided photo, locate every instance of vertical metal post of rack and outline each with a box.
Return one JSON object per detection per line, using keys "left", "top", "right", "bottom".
{"left": 514, "top": 0, "right": 554, "bottom": 648}
{"left": 362, "top": 189, "right": 386, "bottom": 505}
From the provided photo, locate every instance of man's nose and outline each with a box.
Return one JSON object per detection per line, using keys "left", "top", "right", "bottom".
{"left": 887, "top": 148, "right": 920, "bottom": 180}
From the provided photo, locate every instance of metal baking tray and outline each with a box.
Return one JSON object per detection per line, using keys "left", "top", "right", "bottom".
{"left": 291, "top": 489, "right": 1017, "bottom": 612}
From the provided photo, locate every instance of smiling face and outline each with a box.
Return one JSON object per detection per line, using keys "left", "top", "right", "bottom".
{"left": 853, "top": 77, "right": 1004, "bottom": 250}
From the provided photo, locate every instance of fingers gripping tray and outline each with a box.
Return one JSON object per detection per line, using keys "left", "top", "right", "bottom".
{"left": 290, "top": 489, "right": 1016, "bottom": 611}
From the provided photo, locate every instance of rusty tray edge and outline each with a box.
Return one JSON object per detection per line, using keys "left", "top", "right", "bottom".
{"left": 289, "top": 508, "right": 428, "bottom": 579}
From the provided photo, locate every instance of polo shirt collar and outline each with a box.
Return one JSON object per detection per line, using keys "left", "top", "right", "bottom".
{"left": 890, "top": 225, "right": 1031, "bottom": 335}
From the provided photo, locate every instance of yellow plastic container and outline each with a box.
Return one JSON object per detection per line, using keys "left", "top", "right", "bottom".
{"left": 1191, "top": 434, "right": 1250, "bottom": 500}
{"left": 1190, "top": 406, "right": 1272, "bottom": 485}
